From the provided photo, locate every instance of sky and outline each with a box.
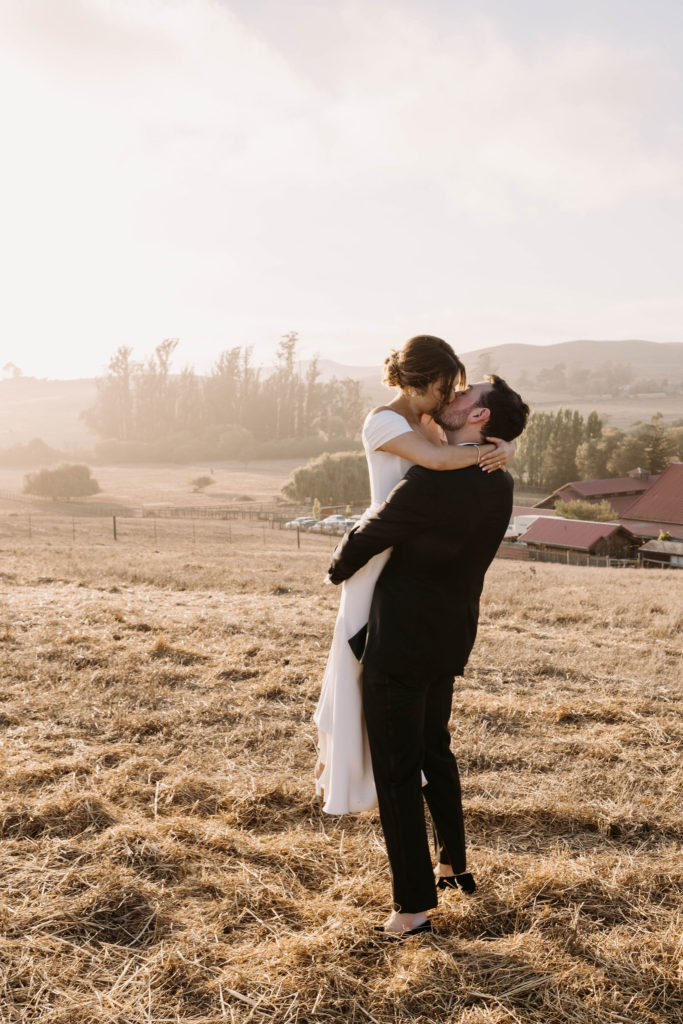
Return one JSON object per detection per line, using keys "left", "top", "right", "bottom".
{"left": 1, "top": 0, "right": 682, "bottom": 380}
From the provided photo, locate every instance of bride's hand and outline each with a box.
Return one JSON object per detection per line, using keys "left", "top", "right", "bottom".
{"left": 480, "top": 436, "right": 516, "bottom": 472}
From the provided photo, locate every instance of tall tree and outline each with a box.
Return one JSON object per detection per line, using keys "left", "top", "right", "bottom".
{"left": 205, "top": 348, "right": 241, "bottom": 426}
{"left": 606, "top": 436, "right": 649, "bottom": 477}
{"left": 269, "top": 331, "right": 302, "bottom": 439}
{"left": 322, "top": 377, "right": 364, "bottom": 438}
{"left": 636, "top": 413, "right": 679, "bottom": 474}
{"left": 81, "top": 345, "right": 139, "bottom": 440}
{"left": 585, "top": 411, "right": 603, "bottom": 440}
{"left": 303, "top": 356, "right": 322, "bottom": 435}
{"left": 176, "top": 365, "right": 204, "bottom": 435}
{"left": 237, "top": 347, "right": 262, "bottom": 437}
{"left": 576, "top": 429, "right": 624, "bottom": 480}
{"left": 135, "top": 339, "right": 179, "bottom": 441}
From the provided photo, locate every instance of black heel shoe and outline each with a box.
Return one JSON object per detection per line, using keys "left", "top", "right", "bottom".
{"left": 374, "top": 921, "right": 433, "bottom": 940}
{"left": 435, "top": 871, "right": 476, "bottom": 894}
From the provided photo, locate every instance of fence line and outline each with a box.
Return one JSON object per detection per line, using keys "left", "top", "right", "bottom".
{"left": 0, "top": 511, "right": 654, "bottom": 569}
{"left": 0, "top": 487, "right": 361, "bottom": 525}
{"left": 490, "top": 542, "right": 641, "bottom": 568}
{"left": 496, "top": 544, "right": 530, "bottom": 561}
{"left": 146, "top": 504, "right": 300, "bottom": 523}
{"left": 528, "top": 548, "right": 637, "bottom": 568}
{"left": 0, "top": 510, "right": 343, "bottom": 552}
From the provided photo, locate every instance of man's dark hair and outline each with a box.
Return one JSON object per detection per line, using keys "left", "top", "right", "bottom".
{"left": 477, "top": 375, "right": 530, "bottom": 441}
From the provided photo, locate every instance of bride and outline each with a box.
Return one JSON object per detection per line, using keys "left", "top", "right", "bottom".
{"left": 314, "top": 335, "right": 514, "bottom": 814}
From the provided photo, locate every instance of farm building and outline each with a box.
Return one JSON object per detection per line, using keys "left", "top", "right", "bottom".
{"left": 619, "top": 462, "right": 683, "bottom": 540}
{"left": 534, "top": 476, "right": 653, "bottom": 515}
{"left": 520, "top": 519, "right": 640, "bottom": 559}
{"left": 505, "top": 505, "right": 557, "bottom": 537}
{"left": 533, "top": 463, "right": 683, "bottom": 541}
{"left": 512, "top": 504, "right": 557, "bottom": 520}
{"left": 637, "top": 539, "right": 683, "bottom": 568}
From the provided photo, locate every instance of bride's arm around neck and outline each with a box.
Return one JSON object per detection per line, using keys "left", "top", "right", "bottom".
{"left": 374, "top": 411, "right": 490, "bottom": 471}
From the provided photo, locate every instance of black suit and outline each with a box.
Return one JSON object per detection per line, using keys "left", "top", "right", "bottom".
{"left": 328, "top": 463, "right": 513, "bottom": 912}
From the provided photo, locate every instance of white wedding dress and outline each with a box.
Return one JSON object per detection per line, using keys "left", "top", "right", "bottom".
{"left": 314, "top": 408, "right": 414, "bottom": 814}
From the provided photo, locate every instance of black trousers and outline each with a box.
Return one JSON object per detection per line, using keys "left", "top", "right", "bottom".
{"left": 362, "top": 663, "right": 467, "bottom": 913}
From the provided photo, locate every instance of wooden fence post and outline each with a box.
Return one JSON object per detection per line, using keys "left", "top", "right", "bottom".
{"left": 113, "top": 515, "right": 117, "bottom": 541}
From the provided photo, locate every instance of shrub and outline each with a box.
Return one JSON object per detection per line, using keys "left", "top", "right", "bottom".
{"left": 554, "top": 498, "right": 617, "bottom": 522}
{"left": 0, "top": 437, "right": 66, "bottom": 467}
{"left": 23, "top": 464, "right": 101, "bottom": 500}
{"left": 282, "top": 451, "right": 369, "bottom": 504}
{"left": 189, "top": 475, "right": 214, "bottom": 493}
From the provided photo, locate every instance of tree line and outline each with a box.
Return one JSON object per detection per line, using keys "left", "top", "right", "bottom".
{"left": 282, "top": 409, "right": 682, "bottom": 510}
{"left": 514, "top": 409, "right": 682, "bottom": 491}
{"left": 81, "top": 335, "right": 366, "bottom": 462}
{"left": 10, "top": 407, "right": 682, "bottom": 507}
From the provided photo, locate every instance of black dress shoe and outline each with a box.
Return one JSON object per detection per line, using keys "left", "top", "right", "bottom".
{"left": 435, "top": 871, "right": 477, "bottom": 894}
{"left": 374, "top": 920, "right": 433, "bottom": 939}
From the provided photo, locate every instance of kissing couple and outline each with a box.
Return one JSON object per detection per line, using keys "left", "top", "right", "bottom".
{"left": 314, "top": 335, "right": 529, "bottom": 937}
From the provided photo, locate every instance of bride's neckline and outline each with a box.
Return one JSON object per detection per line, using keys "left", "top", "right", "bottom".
{"left": 370, "top": 405, "right": 420, "bottom": 428}
{"left": 370, "top": 405, "right": 445, "bottom": 445}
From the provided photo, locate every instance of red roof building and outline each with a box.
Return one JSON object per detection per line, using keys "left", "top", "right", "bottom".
{"left": 535, "top": 477, "right": 653, "bottom": 515}
{"left": 520, "top": 518, "right": 640, "bottom": 557}
{"left": 512, "top": 504, "right": 556, "bottom": 519}
{"left": 619, "top": 463, "right": 683, "bottom": 540}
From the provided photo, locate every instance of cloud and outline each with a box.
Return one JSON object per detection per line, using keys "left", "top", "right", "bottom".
{"left": 4, "top": 0, "right": 679, "bottom": 221}
{"left": 0, "top": 0, "right": 681, "bottom": 375}
{"left": 307, "top": 7, "right": 682, "bottom": 216}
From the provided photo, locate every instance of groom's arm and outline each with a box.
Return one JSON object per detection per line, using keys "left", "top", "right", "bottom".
{"left": 327, "top": 466, "right": 438, "bottom": 584}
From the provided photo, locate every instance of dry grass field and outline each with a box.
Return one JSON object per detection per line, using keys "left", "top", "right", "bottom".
{"left": 0, "top": 461, "right": 304, "bottom": 508}
{"left": 0, "top": 462, "right": 546, "bottom": 515}
{"left": 0, "top": 513, "right": 681, "bottom": 1024}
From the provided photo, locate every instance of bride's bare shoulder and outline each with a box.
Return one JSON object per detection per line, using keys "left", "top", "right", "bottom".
{"left": 367, "top": 405, "right": 400, "bottom": 417}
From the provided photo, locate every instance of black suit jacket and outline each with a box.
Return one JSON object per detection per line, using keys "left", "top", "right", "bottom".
{"left": 328, "top": 464, "right": 513, "bottom": 678}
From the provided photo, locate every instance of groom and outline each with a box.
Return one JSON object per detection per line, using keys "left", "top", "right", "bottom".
{"left": 327, "top": 375, "right": 529, "bottom": 935}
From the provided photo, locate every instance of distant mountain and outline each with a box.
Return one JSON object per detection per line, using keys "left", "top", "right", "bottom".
{"left": 302, "top": 358, "right": 381, "bottom": 381}
{"left": 457, "top": 340, "right": 683, "bottom": 382}
{"left": 308, "top": 340, "right": 683, "bottom": 383}
{"left": 0, "top": 376, "right": 97, "bottom": 449}
{"left": 321, "top": 340, "right": 683, "bottom": 430}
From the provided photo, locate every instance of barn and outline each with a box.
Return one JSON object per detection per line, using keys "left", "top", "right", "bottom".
{"left": 520, "top": 519, "right": 640, "bottom": 560}
{"left": 619, "top": 463, "right": 683, "bottom": 541}
{"left": 534, "top": 476, "right": 653, "bottom": 515}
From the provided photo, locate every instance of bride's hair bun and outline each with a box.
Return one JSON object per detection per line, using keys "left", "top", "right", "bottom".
{"left": 381, "top": 335, "right": 466, "bottom": 395}
{"left": 382, "top": 351, "right": 402, "bottom": 388}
